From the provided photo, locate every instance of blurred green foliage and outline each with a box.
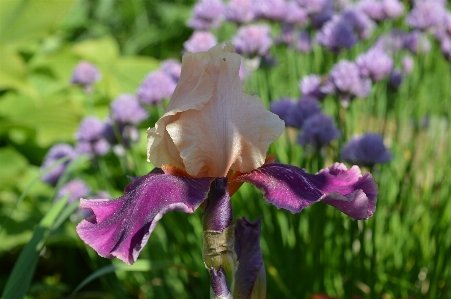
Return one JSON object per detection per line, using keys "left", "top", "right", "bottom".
{"left": 1, "top": 0, "right": 450, "bottom": 299}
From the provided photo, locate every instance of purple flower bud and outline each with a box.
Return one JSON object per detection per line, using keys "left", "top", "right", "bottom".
{"left": 403, "top": 31, "right": 431, "bottom": 54}
{"left": 316, "top": 16, "right": 358, "bottom": 53}
{"left": 254, "top": 0, "right": 287, "bottom": 22}
{"left": 104, "top": 121, "right": 140, "bottom": 149}
{"left": 41, "top": 143, "right": 77, "bottom": 186}
{"left": 297, "top": 112, "right": 340, "bottom": 149}
{"left": 224, "top": 0, "right": 255, "bottom": 23}
{"left": 161, "top": 59, "right": 182, "bottom": 82}
{"left": 322, "top": 60, "right": 372, "bottom": 104}
{"left": 188, "top": 0, "right": 224, "bottom": 30}
{"left": 137, "top": 70, "right": 177, "bottom": 105}
{"left": 233, "top": 24, "right": 273, "bottom": 57}
{"left": 57, "top": 179, "right": 91, "bottom": 204}
{"left": 283, "top": 2, "right": 309, "bottom": 26}
{"left": 75, "top": 116, "right": 110, "bottom": 156}
{"left": 299, "top": 74, "right": 326, "bottom": 100}
{"left": 402, "top": 55, "right": 414, "bottom": 74}
{"left": 110, "top": 94, "right": 148, "bottom": 125}
{"left": 183, "top": 31, "right": 218, "bottom": 53}
{"left": 342, "top": 8, "right": 376, "bottom": 40}
{"left": 70, "top": 61, "right": 101, "bottom": 92}
{"left": 388, "top": 70, "right": 403, "bottom": 90}
{"left": 341, "top": 133, "right": 392, "bottom": 167}
{"left": 356, "top": 47, "right": 394, "bottom": 82}
{"left": 210, "top": 266, "right": 231, "bottom": 298}
{"left": 407, "top": 1, "right": 447, "bottom": 31}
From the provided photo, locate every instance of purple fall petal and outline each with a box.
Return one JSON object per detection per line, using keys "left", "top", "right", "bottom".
{"left": 76, "top": 173, "right": 212, "bottom": 265}
{"left": 234, "top": 162, "right": 377, "bottom": 220}
{"left": 234, "top": 217, "right": 265, "bottom": 299}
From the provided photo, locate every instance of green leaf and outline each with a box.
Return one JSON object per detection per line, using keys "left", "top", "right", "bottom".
{"left": 68, "top": 260, "right": 170, "bottom": 299}
{"left": 0, "top": 147, "right": 28, "bottom": 188}
{"left": 1, "top": 196, "right": 78, "bottom": 299}
{"left": 72, "top": 36, "right": 119, "bottom": 64}
{"left": 0, "top": 0, "right": 76, "bottom": 45}
{"left": 0, "top": 45, "right": 27, "bottom": 90}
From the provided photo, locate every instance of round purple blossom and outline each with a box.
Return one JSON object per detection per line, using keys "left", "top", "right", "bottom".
{"left": 188, "top": 0, "right": 224, "bottom": 30}
{"left": 137, "top": 70, "right": 177, "bottom": 105}
{"left": 374, "top": 30, "right": 406, "bottom": 54}
{"left": 358, "top": 0, "right": 385, "bottom": 21}
{"left": 111, "top": 94, "right": 148, "bottom": 125}
{"left": 70, "top": 61, "right": 101, "bottom": 93}
{"left": 407, "top": 1, "right": 447, "bottom": 31}
{"left": 382, "top": 0, "right": 404, "bottom": 19}
{"left": 104, "top": 121, "right": 140, "bottom": 150}
{"left": 342, "top": 8, "right": 376, "bottom": 40}
{"left": 41, "top": 143, "right": 77, "bottom": 186}
{"left": 161, "top": 59, "right": 182, "bottom": 82}
{"left": 270, "top": 96, "right": 321, "bottom": 129}
{"left": 75, "top": 116, "right": 110, "bottom": 156}
{"left": 283, "top": 2, "right": 309, "bottom": 26}
{"left": 297, "top": 112, "right": 340, "bottom": 149}
{"left": 356, "top": 47, "right": 394, "bottom": 82}
{"left": 254, "top": 0, "right": 287, "bottom": 22}
{"left": 341, "top": 133, "right": 392, "bottom": 167}
{"left": 57, "top": 179, "right": 91, "bottom": 204}
{"left": 316, "top": 16, "right": 358, "bottom": 53}
{"left": 233, "top": 24, "right": 273, "bottom": 57}
{"left": 224, "top": 0, "right": 255, "bottom": 23}
{"left": 279, "top": 25, "right": 311, "bottom": 52}
{"left": 296, "top": 0, "right": 331, "bottom": 15}
{"left": 322, "top": 60, "right": 372, "bottom": 105}
{"left": 183, "top": 31, "right": 217, "bottom": 53}
{"left": 299, "top": 74, "right": 326, "bottom": 100}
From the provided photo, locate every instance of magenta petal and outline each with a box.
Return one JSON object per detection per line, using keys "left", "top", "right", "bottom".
{"left": 76, "top": 173, "right": 212, "bottom": 265}
{"left": 234, "top": 162, "right": 378, "bottom": 220}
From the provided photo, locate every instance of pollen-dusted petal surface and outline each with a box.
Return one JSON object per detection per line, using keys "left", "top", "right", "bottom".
{"left": 234, "top": 162, "right": 378, "bottom": 220}
{"left": 148, "top": 43, "right": 284, "bottom": 177}
{"left": 76, "top": 173, "right": 212, "bottom": 265}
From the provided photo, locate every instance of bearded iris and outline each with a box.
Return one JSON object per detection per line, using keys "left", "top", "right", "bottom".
{"left": 76, "top": 43, "right": 377, "bottom": 294}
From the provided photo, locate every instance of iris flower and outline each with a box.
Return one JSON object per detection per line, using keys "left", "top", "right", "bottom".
{"left": 77, "top": 43, "right": 377, "bottom": 266}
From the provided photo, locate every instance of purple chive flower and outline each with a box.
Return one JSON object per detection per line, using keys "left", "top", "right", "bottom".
{"left": 137, "top": 70, "right": 177, "bottom": 105}
{"left": 41, "top": 143, "right": 77, "bottom": 186}
{"left": 233, "top": 24, "right": 273, "bottom": 57}
{"left": 187, "top": 0, "right": 224, "bottom": 30}
{"left": 283, "top": 2, "right": 309, "bottom": 26}
{"left": 281, "top": 27, "right": 312, "bottom": 53}
{"left": 402, "top": 55, "right": 414, "bottom": 74}
{"left": 161, "top": 59, "right": 182, "bottom": 82}
{"left": 271, "top": 97, "right": 322, "bottom": 129}
{"left": 297, "top": 112, "right": 340, "bottom": 149}
{"left": 407, "top": 1, "right": 447, "bottom": 31}
{"left": 356, "top": 47, "right": 394, "bottom": 82}
{"left": 341, "top": 133, "right": 392, "bottom": 167}
{"left": 183, "top": 31, "right": 218, "bottom": 53}
{"left": 358, "top": 0, "right": 385, "bottom": 21}
{"left": 57, "top": 179, "right": 91, "bottom": 204}
{"left": 75, "top": 116, "right": 110, "bottom": 156}
{"left": 382, "top": 0, "right": 404, "bottom": 19}
{"left": 224, "top": 0, "right": 255, "bottom": 23}
{"left": 253, "top": 0, "right": 287, "bottom": 22}
{"left": 296, "top": 0, "right": 331, "bottom": 15}
{"left": 403, "top": 31, "right": 431, "bottom": 54}
{"left": 316, "top": 16, "right": 358, "bottom": 53}
{"left": 309, "top": 1, "right": 334, "bottom": 29}
{"left": 388, "top": 70, "right": 403, "bottom": 90}
{"left": 111, "top": 94, "right": 148, "bottom": 125}
{"left": 374, "top": 30, "right": 406, "bottom": 54}
{"left": 71, "top": 61, "right": 101, "bottom": 93}
{"left": 342, "top": 8, "right": 376, "bottom": 40}
{"left": 322, "top": 60, "right": 372, "bottom": 106}
{"left": 299, "top": 74, "right": 326, "bottom": 100}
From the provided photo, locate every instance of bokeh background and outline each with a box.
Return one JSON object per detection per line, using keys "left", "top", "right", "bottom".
{"left": 1, "top": 0, "right": 450, "bottom": 298}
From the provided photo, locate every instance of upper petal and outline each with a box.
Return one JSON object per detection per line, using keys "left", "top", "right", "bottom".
{"left": 234, "top": 162, "right": 378, "bottom": 219}
{"left": 148, "top": 42, "right": 284, "bottom": 177}
{"left": 76, "top": 172, "right": 212, "bottom": 265}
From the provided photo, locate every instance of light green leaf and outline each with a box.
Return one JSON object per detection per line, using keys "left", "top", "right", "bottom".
{"left": 72, "top": 36, "right": 119, "bottom": 64}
